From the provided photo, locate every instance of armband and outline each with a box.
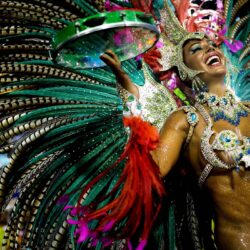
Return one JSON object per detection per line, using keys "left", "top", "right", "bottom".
{"left": 181, "top": 106, "right": 199, "bottom": 149}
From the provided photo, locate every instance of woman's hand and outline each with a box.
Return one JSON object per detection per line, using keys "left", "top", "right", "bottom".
{"left": 100, "top": 50, "right": 122, "bottom": 75}
{"left": 100, "top": 50, "right": 139, "bottom": 98}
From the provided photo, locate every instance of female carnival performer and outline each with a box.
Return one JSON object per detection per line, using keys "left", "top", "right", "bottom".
{"left": 101, "top": 35, "right": 250, "bottom": 250}
{"left": 98, "top": 3, "right": 250, "bottom": 250}
{"left": 0, "top": 0, "right": 249, "bottom": 250}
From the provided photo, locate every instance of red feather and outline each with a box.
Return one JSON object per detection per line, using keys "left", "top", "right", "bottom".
{"left": 66, "top": 116, "right": 166, "bottom": 249}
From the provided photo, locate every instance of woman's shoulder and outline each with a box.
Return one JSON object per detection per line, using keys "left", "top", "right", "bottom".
{"left": 170, "top": 105, "right": 199, "bottom": 126}
{"left": 163, "top": 105, "right": 199, "bottom": 133}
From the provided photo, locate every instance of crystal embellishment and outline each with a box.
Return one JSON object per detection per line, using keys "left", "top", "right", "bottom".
{"left": 196, "top": 90, "right": 248, "bottom": 126}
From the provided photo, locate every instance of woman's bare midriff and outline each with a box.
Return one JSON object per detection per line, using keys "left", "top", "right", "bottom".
{"left": 206, "top": 170, "right": 250, "bottom": 250}
{"left": 186, "top": 110, "right": 250, "bottom": 250}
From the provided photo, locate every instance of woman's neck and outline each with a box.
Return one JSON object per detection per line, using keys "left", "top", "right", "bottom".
{"left": 207, "top": 80, "right": 227, "bottom": 97}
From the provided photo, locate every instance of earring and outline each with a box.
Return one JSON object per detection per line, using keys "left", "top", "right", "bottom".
{"left": 191, "top": 76, "right": 208, "bottom": 93}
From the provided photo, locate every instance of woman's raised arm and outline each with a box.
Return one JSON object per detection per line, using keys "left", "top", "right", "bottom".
{"left": 151, "top": 110, "right": 189, "bottom": 177}
{"left": 100, "top": 50, "right": 139, "bottom": 98}
{"left": 101, "top": 50, "right": 189, "bottom": 177}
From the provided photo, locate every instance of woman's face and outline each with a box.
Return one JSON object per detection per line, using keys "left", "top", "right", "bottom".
{"left": 183, "top": 38, "right": 226, "bottom": 83}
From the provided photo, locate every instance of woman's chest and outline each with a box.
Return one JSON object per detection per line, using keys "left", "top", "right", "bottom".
{"left": 189, "top": 110, "right": 250, "bottom": 185}
{"left": 207, "top": 117, "right": 250, "bottom": 167}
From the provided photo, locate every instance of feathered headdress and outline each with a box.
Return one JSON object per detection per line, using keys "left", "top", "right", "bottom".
{"left": 139, "top": 0, "right": 248, "bottom": 96}
{"left": 158, "top": 1, "right": 207, "bottom": 92}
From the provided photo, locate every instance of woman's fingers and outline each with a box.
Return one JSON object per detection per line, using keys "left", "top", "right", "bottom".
{"left": 100, "top": 50, "right": 121, "bottom": 72}
{"left": 100, "top": 51, "right": 139, "bottom": 98}
{"left": 105, "top": 50, "right": 120, "bottom": 63}
{"left": 100, "top": 53, "right": 116, "bottom": 67}
{"left": 101, "top": 50, "right": 120, "bottom": 65}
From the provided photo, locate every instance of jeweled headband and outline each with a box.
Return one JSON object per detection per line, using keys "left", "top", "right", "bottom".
{"left": 157, "top": 1, "right": 208, "bottom": 92}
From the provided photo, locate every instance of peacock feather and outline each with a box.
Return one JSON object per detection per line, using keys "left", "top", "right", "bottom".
{"left": 0, "top": 0, "right": 169, "bottom": 249}
{"left": 0, "top": 1, "right": 132, "bottom": 249}
{"left": 223, "top": 0, "right": 250, "bottom": 100}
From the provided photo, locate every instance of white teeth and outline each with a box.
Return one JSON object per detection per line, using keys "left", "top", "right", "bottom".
{"left": 206, "top": 55, "right": 220, "bottom": 65}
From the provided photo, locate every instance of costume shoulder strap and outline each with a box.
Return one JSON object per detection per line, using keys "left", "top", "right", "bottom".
{"left": 178, "top": 106, "right": 199, "bottom": 148}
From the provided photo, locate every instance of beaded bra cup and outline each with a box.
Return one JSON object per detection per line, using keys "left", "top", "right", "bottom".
{"left": 196, "top": 103, "right": 250, "bottom": 187}
{"left": 212, "top": 130, "right": 250, "bottom": 167}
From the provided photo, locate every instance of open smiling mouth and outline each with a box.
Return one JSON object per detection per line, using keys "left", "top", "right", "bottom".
{"left": 205, "top": 55, "right": 221, "bottom": 66}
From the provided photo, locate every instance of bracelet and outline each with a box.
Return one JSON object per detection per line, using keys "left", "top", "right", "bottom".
{"left": 116, "top": 83, "right": 142, "bottom": 117}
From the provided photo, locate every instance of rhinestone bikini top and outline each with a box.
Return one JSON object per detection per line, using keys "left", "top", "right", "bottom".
{"left": 213, "top": 130, "right": 250, "bottom": 166}
{"left": 195, "top": 103, "right": 250, "bottom": 186}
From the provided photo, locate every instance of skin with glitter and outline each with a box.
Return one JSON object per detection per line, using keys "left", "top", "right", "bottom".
{"left": 101, "top": 38, "right": 250, "bottom": 250}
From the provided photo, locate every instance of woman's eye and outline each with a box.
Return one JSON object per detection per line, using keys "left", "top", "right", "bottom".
{"left": 190, "top": 45, "right": 202, "bottom": 54}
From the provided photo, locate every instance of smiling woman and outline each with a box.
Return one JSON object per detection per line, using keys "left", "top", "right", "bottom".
{"left": 183, "top": 39, "right": 227, "bottom": 90}
{"left": 114, "top": 42, "right": 250, "bottom": 250}
{"left": 99, "top": 24, "right": 250, "bottom": 250}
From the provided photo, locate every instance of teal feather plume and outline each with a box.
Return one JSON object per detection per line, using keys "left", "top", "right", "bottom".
{"left": 0, "top": 1, "right": 132, "bottom": 249}
{"left": 222, "top": 0, "right": 250, "bottom": 100}
{"left": 0, "top": 0, "right": 170, "bottom": 249}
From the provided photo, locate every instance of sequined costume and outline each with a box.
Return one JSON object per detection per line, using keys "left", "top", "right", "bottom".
{"left": 194, "top": 92, "right": 250, "bottom": 186}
